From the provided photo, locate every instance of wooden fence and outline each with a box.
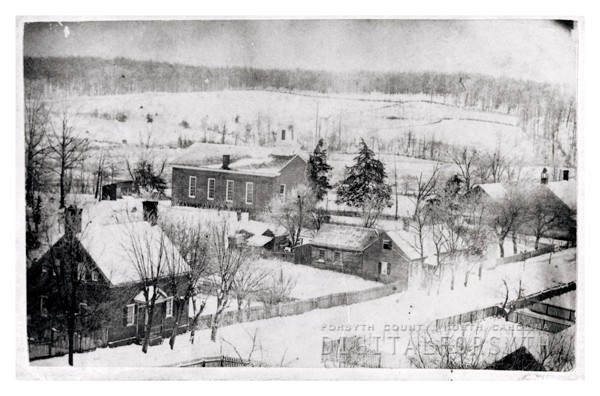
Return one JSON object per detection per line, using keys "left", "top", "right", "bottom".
{"left": 496, "top": 245, "right": 554, "bottom": 266}
{"left": 29, "top": 329, "right": 109, "bottom": 361}
{"left": 195, "top": 280, "right": 405, "bottom": 331}
{"left": 169, "top": 355, "right": 253, "bottom": 367}
{"left": 430, "top": 281, "right": 576, "bottom": 332}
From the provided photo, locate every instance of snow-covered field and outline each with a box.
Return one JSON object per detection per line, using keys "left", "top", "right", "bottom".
{"left": 32, "top": 248, "right": 576, "bottom": 368}
{"left": 251, "top": 259, "right": 380, "bottom": 300}
{"left": 51, "top": 90, "right": 526, "bottom": 154}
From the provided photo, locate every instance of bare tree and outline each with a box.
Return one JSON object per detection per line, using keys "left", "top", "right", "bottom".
{"left": 412, "top": 164, "right": 441, "bottom": 217}
{"left": 499, "top": 279, "right": 524, "bottom": 321}
{"left": 537, "top": 328, "right": 575, "bottom": 371}
{"left": 264, "top": 183, "right": 316, "bottom": 247}
{"left": 208, "top": 218, "right": 249, "bottom": 342}
{"left": 125, "top": 128, "right": 168, "bottom": 198}
{"left": 123, "top": 222, "right": 166, "bottom": 353}
{"left": 232, "top": 262, "right": 269, "bottom": 310}
{"left": 359, "top": 193, "right": 389, "bottom": 228}
{"left": 257, "top": 269, "right": 298, "bottom": 306}
{"left": 478, "top": 144, "right": 510, "bottom": 184}
{"left": 25, "top": 91, "right": 50, "bottom": 208}
{"left": 447, "top": 146, "right": 479, "bottom": 193}
{"left": 47, "top": 104, "right": 90, "bottom": 208}
{"left": 160, "top": 219, "right": 211, "bottom": 349}
{"left": 487, "top": 186, "right": 525, "bottom": 258}
{"left": 527, "top": 186, "right": 573, "bottom": 249}
{"left": 407, "top": 327, "right": 492, "bottom": 369}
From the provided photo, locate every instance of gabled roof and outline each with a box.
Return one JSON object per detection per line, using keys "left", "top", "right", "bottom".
{"left": 311, "top": 224, "right": 380, "bottom": 252}
{"left": 386, "top": 226, "right": 465, "bottom": 264}
{"left": 546, "top": 180, "right": 577, "bottom": 212}
{"left": 246, "top": 234, "right": 274, "bottom": 247}
{"left": 78, "top": 221, "right": 188, "bottom": 286}
{"left": 171, "top": 143, "right": 305, "bottom": 177}
{"left": 472, "top": 183, "right": 507, "bottom": 201}
{"left": 486, "top": 347, "right": 545, "bottom": 371}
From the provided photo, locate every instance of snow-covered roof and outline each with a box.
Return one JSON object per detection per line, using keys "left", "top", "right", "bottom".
{"left": 386, "top": 226, "right": 462, "bottom": 264}
{"left": 311, "top": 224, "right": 380, "bottom": 252}
{"left": 237, "top": 220, "right": 287, "bottom": 238}
{"left": 546, "top": 180, "right": 577, "bottom": 212}
{"left": 78, "top": 221, "right": 188, "bottom": 286}
{"left": 171, "top": 143, "right": 305, "bottom": 176}
{"left": 246, "top": 234, "right": 274, "bottom": 247}
{"left": 472, "top": 183, "right": 507, "bottom": 201}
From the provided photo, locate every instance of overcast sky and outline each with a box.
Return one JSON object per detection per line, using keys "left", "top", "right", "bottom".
{"left": 23, "top": 19, "right": 578, "bottom": 89}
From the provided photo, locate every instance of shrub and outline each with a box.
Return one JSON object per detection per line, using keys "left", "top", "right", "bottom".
{"left": 115, "top": 112, "right": 127, "bottom": 122}
{"left": 179, "top": 120, "right": 190, "bottom": 129}
{"left": 101, "top": 112, "right": 112, "bottom": 120}
{"left": 146, "top": 113, "right": 154, "bottom": 123}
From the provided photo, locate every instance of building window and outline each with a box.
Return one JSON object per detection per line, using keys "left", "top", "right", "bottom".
{"left": 334, "top": 251, "right": 342, "bottom": 263}
{"left": 165, "top": 297, "right": 174, "bottom": 318}
{"left": 245, "top": 182, "right": 254, "bottom": 204}
{"left": 188, "top": 176, "right": 197, "bottom": 198}
{"left": 126, "top": 304, "right": 135, "bottom": 326}
{"left": 91, "top": 270, "right": 99, "bottom": 282}
{"left": 226, "top": 180, "right": 234, "bottom": 202}
{"left": 40, "top": 296, "right": 48, "bottom": 317}
{"left": 279, "top": 184, "right": 286, "bottom": 202}
{"left": 379, "top": 261, "right": 390, "bottom": 275}
{"left": 281, "top": 129, "right": 286, "bottom": 140}
{"left": 77, "top": 263, "right": 87, "bottom": 281}
{"left": 207, "top": 178, "right": 216, "bottom": 200}
{"left": 318, "top": 249, "right": 325, "bottom": 261}
{"left": 383, "top": 239, "right": 392, "bottom": 250}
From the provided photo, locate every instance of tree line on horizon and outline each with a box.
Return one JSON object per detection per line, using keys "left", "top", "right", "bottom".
{"left": 24, "top": 55, "right": 578, "bottom": 166}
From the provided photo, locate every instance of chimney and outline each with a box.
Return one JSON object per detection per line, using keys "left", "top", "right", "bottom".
{"left": 142, "top": 200, "right": 158, "bottom": 226}
{"left": 222, "top": 154, "right": 231, "bottom": 170}
{"left": 402, "top": 218, "right": 410, "bottom": 231}
{"left": 540, "top": 168, "right": 549, "bottom": 185}
{"left": 64, "top": 205, "right": 83, "bottom": 236}
{"left": 563, "top": 170, "right": 569, "bottom": 181}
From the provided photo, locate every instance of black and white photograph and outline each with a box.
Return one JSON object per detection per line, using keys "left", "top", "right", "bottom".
{"left": 16, "top": 16, "right": 584, "bottom": 380}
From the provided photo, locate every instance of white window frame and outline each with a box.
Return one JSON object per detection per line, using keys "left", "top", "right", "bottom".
{"left": 318, "top": 249, "right": 325, "bottom": 261}
{"left": 165, "top": 297, "right": 174, "bottom": 318}
{"left": 126, "top": 304, "right": 135, "bottom": 327}
{"left": 226, "top": 180, "right": 234, "bottom": 203}
{"left": 379, "top": 261, "right": 389, "bottom": 275}
{"left": 245, "top": 182, "right": 254, "bottom": 205}
{"left": 207, "top": 178, "right": 216, "bottom": 200}
{"left": 91, "top": 270, "right": 99, "bottom": 282}
{"left": 188, "top": 176, "right": 197, "bottom": 198}
{"left": 279, "top": 184, "right": 286, "bottom": 202}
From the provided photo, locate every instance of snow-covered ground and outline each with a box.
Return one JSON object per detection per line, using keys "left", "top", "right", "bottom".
{"left": 32, "top": 248, "right": 576, "bottom": 368}
{"left": 251, "top": 259, "right": 380, "bottom": 300}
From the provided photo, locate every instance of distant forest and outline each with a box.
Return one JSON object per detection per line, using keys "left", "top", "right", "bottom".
{"left": 24, "top": 56, "right": 577, "bottom": 165}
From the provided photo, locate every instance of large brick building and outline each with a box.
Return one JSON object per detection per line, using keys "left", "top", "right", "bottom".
{"left": 171, "top": 134, "right": 307, "bottom": 214}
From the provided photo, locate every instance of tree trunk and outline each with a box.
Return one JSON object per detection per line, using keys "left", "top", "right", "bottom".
{"left": 67, "top": 317, "right": 75, "bottom": 366}
{"left": 512, "top": 231, "right": 518, "bottom": 254}
{"left": 498, "top": 237, "right": 505, "bottom": 258}
{"left": 142, "top": 304, "right": 155, "bottom": 354}
{"left": 169, "top": 301, "right": 183, "bottom": 350}
{"left": 210, "top": 321, "right": 218, "bottom": 342}
{"left": 534, "top": 236, "right": 540, "bottom": 250}
{"left": 59, "top": 168, "right": 66, "bottom": 209}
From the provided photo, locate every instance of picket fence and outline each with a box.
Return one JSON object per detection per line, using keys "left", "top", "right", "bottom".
{"left": 195, "top": 280, "right": 404, "bottom": 330}
{"left": 495, "top": 245, "right": 554, "bottom": 266}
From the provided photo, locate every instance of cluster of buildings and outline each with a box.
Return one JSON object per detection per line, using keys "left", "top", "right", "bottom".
{"left": 26, "top": 129, "right": 577, "bottom": 360}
